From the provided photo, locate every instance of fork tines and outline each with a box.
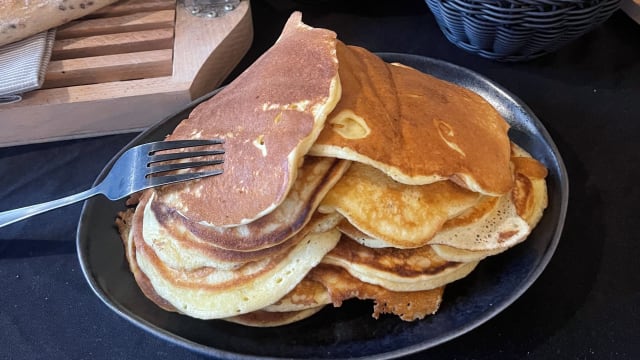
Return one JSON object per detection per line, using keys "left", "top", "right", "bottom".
{"left": 147, "top": 139, "right": 224, "bottom": 153}
{"left": 149, "top": 149, "right": 225, "bottom": 164}
{"left": 146, "top": 169, "right": 224, "bottom": 187}
{"left": 144, "top": 139, "right": 225, "bottom": 182}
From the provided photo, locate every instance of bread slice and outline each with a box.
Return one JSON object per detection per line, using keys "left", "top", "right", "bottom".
{"left": 0, "top": 0, "right": 119, "bottom": 46}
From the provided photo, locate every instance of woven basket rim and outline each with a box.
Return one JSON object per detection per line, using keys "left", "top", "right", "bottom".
{"left": 426, "top": 0, "right": 621, "bottom": 61}
{"left": 445, "top": 0, "right": 615, "bottom": 10}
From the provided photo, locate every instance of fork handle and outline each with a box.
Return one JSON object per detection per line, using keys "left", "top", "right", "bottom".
{"left": 0, "top": 187, "right": 100, "bottom": 229}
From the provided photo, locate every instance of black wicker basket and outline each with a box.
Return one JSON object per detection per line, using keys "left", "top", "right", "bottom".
{"left": 426, "top": 0, "right": 621, "bottom": 61}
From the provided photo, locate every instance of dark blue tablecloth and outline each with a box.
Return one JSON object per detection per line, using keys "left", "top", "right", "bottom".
{"left": 1, "top": 0, "right": 639, "bottom": 358}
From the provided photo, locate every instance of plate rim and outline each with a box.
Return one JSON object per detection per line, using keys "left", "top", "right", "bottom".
{"left": 76, "top": 53, "right": 568, "bottom": 360}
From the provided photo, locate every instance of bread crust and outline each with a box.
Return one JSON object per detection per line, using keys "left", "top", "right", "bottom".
{"left": 0, "top": 0, "right": 119, "bottom": 46}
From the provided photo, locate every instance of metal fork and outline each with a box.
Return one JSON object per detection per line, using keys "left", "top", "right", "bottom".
{"left": 0, "top": 139, "right": 224, "bottom": 229}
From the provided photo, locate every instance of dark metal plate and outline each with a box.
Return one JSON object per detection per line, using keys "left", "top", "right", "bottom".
{"left": 77, "top": 53, "right": 568, "bottom": 359}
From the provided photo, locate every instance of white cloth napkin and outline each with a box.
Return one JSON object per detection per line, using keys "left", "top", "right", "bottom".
{"left": 0, "top": 29, "right": 56, "bottom": 104}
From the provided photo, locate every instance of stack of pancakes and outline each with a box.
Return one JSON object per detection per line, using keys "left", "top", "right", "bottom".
{"left": 117, "top": 12, "right": 548, "bottom": 327}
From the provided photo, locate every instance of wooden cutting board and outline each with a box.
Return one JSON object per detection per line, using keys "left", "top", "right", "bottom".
{"left": 0, "top": 0, "right": 253, "bottom": 147}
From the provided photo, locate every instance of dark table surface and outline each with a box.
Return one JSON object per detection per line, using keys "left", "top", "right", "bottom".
{"left": 1, "top": 0, "right": 639, "bottom": 359}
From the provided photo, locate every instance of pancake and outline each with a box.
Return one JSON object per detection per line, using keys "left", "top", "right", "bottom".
{"left": 139, "top": 158, "right": 349, "bottom": 271}
{"left": 430, "top": 144, "right": 548, "bottom": 260}
{"left": 307, "top": 264, "right": 445, "bottom": 321}
{"left": 336, "top": 219, "right": 386, "bottom": 248}
{"left": 319, "top": 161, "right": 482, "bottom": 248}
{"left": 155, "top": 12, "right": 342, "bottom": 227}
{"left": 148, "top": 157, "right": 349, "bottom": 253}
{"left": 337, "top": 217, "right": 504, "bottom": 262}
{"left": 122, "top": 203, "right": 331, "bottom": 326}
{"left": 263, "top": 277, "right": 332, "bottom": 312}
{"left": 116, "top": 208, "right": 177, "bottom": 313}
{"left": 430, "top": 244, "right": 506, "bottom": 262}
{"left": 133, "top": 225, "right": 341, "bottom": 319}
{"left": 322, "top": 236, "right": 478, "bottom": 292}
{"left": 425, "top": 187, "right": 528, "bottom": 252}
{"left": 310, "top": 43, "right": 513, "bottom": 196}
{"left": 426, "top": 143, "right": 547, "bottom": 252}
{"left": 116, "top": 220, "right": 328, "bottom": 328}
{"left": 510, "top": 142, "right": 548, "bottom": 228}
{"left": 265, "top": 264, "right": 444, "bottom": 321}
{"left": 223, "top": 306, "right": 326, "bottom": 327}
{"left": 140, "top": 190, "right": 343, "bottom": 270}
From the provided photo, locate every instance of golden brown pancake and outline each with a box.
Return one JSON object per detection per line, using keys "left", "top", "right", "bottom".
{"left": 147, "top": 157, "right": 349, "bottom": 254}
{"left": 156, "top": 12, "right": 342, "bottom": 227}
{"left": 322, "top": 236, "right": 478, "bottom": 292}
{"left": 140, "top": 190, "right": 343, "bottom": 271}
{"left": 426, "top": 143, "right": 547, "bottom": 253}
{"left": 133, "top": 221, "right": 341, "bottom": 319}
{"left": 426, "top": 190, "right": 529, "bottom": 252}
{"left": 430, "top": 144, "right": 548, "bottom": 261}
{"left": 139, "top": 158, "right": 349, "bottom": 271}
{"left": 118, "top": 201, "right": 338, "bottom": 319}
{"left": 117, "top": 209, "right": 177, "bottom": 313}
{"left": 115, "top": 222, "right": 328, "bottom": 328}
{"left": 336, "top": 216, "right": 505, "bottom": 262}
{"left": 310, "top": 43, "right": 513, "bottom": 196}
{"left": 335, "top": 219, "right": 385, "bottom": 248}
{"left": 510, "top": 143, "right": 548, "bottom": 228}
{"left": 263, "top": 277, "right": 332, "bottom": 312}
{"left": 319, "top": 161, "right": 482, "bottom": 248}
{"left": 430, "top": 244, "right": 506, "bottom": 263}
{"left": 265, "top": 264, "right": 444, "bottom": 321}
{"left": 307, "top": 264, "right": 444, "bottom": 321}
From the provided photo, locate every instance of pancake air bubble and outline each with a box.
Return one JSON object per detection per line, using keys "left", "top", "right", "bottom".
{"left": 253, "top": 135, "right": 267, "bottom": 156}
{"left": 330, "top": 110, "right": 370, "bottom": 139}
